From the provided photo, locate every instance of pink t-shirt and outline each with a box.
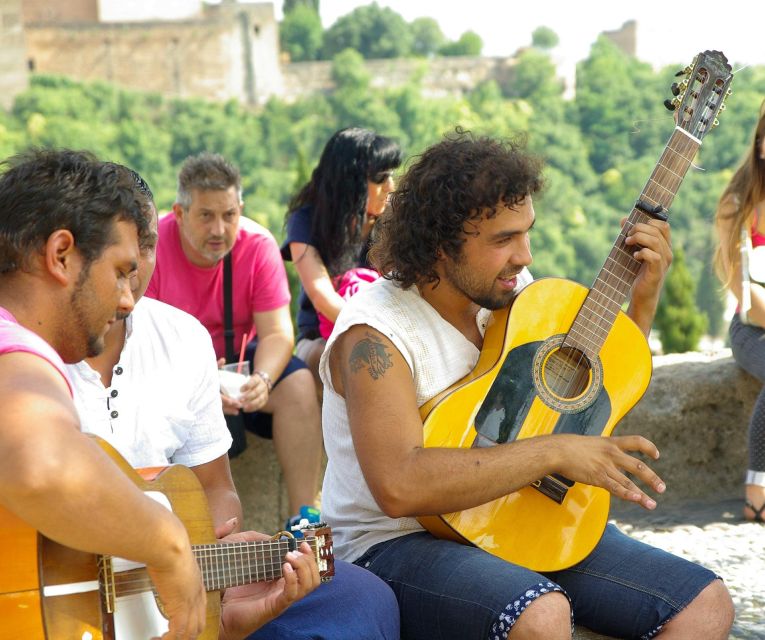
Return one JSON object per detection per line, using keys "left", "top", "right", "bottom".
{"left": 0, "top": 306, "right": 73, "bottom": 395}
{"left": 145, "top": 214, "right": 291, "bottom": 359}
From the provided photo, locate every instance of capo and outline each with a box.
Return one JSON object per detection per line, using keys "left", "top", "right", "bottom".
{"left": 634, "top": 199, "right": 669, "bottom": 222}
{"left": 272, "top": 530, "right": 299, "bottom": 551}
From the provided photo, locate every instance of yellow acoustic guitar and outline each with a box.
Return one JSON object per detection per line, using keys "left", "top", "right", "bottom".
{"left": 0, "top": 436, "right": 334, "bottom": 640}
{"left": 418, "top": 50, "right": 733, "bottom": 572}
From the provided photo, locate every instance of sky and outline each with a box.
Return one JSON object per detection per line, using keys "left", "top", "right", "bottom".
{"left": 304, "top": 0, "right": 758, "bottom": 79}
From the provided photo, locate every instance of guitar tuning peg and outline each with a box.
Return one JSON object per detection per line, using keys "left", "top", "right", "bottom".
{"left": 726, "top": 88, "right": 733, "bottom": 96}
{"left": 719, "top": 103, "right": 727, "bottom": 111}
{"left": 713, "top": 118, "right": 720, "bottom": 128}
{"left": 670, "top": 83, "right": 681, "bottom": 96}
{"left": 664, "top": 99, "right": 676, "bottom": 111}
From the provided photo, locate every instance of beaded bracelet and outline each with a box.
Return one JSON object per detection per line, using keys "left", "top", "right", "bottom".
{"left": 253, "top": 369, "right": 274, "bottom": 392}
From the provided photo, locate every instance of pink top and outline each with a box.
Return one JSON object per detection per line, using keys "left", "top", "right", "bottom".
{"left": 318, "top": 268, "right": 380, "bottom": 339}
{"left": 0, "top": 306, "right": 73, "bottom": 395}
{"left": 146, "top": 215, "right": 291, "bottom": 359}
{"left": 752, "top": 208, "right": 765, "bottom": 247}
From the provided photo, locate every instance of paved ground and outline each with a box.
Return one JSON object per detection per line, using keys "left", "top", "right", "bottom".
{"left": 602, "top": 497, "right": 764, "bottom": 639}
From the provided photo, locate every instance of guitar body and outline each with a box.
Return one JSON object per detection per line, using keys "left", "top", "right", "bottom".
{"left": 419, "top": 278, "right": 652, "bottom": 571}
{"left": 0, "top": 438, "right": 221, "bottom": 640}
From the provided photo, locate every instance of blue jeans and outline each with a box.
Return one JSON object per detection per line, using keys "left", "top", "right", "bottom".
{"left": 247, "top": 559, "right": 400, "bottom": 639}
{"left": 729, "top": 314, "right": 765, "bottom": 481}
{"left": 353, "top": 525, "right": 717, "bottom": 640}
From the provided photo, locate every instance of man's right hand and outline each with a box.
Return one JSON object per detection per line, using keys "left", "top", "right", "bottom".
{"left": 552, "top": 434, "right": 666, "bottom": 510}
{"left": 146, "top": 522, "right": 208, "bottom": 640}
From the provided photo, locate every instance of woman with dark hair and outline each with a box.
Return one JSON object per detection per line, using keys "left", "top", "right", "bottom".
{"left": 714, "top": 100, "right": 765, "bottom": 523}
{"left": 282, "top": 127, "right": 403, "bottom": 384}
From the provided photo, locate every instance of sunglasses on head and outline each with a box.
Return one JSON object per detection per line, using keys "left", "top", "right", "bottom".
{"left": 369, "top": 170, "right": 393, "bottom": 184}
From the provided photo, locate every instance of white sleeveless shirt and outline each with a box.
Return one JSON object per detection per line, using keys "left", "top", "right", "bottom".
{"left": 319, "top": 271, "right": 532, "bottom": 561}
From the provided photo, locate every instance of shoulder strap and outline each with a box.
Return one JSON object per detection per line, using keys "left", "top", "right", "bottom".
{"left": 223, "top": 253, "right": 235, "bottom": 362}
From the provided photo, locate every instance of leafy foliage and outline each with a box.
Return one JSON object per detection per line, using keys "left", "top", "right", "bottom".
{"left": 299, "top": 2, "right": 483, "bottom": 61}
{"left": 2, "top": 39, "right": 755, "bottom": 345}
{"left": 439, "top": 31, "right": 483, "bottom": 57}
{"left": 280, "top": 4, "right": 324, "bottom": 62}
{"left": 531, "top": 26, "right": 559, "bottom": 50}
{"left": 655, "top": 246, "right": 707, "bottom": 353}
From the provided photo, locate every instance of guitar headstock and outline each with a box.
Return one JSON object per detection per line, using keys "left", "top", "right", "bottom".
{"left": 664, "top": 50, "right": 733, "bottom": 140}
{"left": 299, "top": 524, "right": 335, "bottom": 583}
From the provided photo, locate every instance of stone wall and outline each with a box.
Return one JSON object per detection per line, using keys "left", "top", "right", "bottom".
{"left": 22, "top": 0, "right": 98, "bottom": 24}
{"left": 281, "top": 54, "right": 518, "bottom": 102}
{"left": 23, "top": 2, "right": 282, "bottom": 105}
{"left": 231, "top": 350, "right": 758, "bottom": 534}
{"left": 0, "top": 0, "right": 27, "bottom": 110}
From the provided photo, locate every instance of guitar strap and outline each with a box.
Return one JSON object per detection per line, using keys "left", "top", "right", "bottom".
{"left": 223, "top": 252, "right": 235, "bottom": 363}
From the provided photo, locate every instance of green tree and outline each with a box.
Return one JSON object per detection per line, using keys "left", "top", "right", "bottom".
{"left": 654, "top": 246, "right": 707, "bottom": 353}
{"left": 322, "top": 3, "right": 413, "bottom": 60}
{"left": 283, "top": 0, "right": 319, "bottom": 13}
{"left": 409, "top": 17, "right": 445, "bottom": 57}
{"left": 328, "top": 49, "right": 402, "bottom": 135}
{"left": 695, "top": 237, "right": 727, "bottom": 337}
{"left": 504, "top": 49, "right": 563, "bottom": 109}
{"left": 574, "top": 37, "right": 665, "bottom": 173}
{"left": 531, "top": 26, "right": 559, "bottom": 50}
{"left": 280, "top": 4, "right": 324, "bottom": 62}
{"left": 439, "top": 31, "right": 483, "bottom": 57}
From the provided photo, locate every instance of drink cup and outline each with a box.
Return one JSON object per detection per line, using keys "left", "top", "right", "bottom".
{"left": 219, "top": 361, "right": 251, "bottom": 400}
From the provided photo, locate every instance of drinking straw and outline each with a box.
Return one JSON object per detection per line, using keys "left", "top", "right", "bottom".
{"left": 237, "top": 328, "right": 253, "bottom": 374}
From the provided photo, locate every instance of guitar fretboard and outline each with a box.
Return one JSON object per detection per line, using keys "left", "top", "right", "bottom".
{"left": 106, "top": 537, "right": 326, "bottom": 599}
{"left": 564, "top": 127, "right": 701, "bottom": 359}
{"left": 195, "top": 538, "right": 304, "bottom": 590}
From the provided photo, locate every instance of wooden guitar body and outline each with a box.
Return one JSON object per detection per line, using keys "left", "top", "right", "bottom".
{"left": 419, "top": 278, "right": 652, "bottom": 571}
{"left": 0, "top": 438, "right": 220, "bottom": 640}
{"left": 0, "top": 435, "right": 334, "bottom": 639}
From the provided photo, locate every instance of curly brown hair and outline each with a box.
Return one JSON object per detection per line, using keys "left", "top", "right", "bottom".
{"left": 369, "top": 129, "right": 544, "bottom": 288}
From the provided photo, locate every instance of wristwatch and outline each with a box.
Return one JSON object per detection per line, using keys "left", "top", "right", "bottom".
{"left": 253, "top": 369, "right": 274, "bottom": 392}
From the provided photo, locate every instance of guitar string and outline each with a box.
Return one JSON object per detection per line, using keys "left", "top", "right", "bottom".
{"left": 533, "top": 130, "right": 699, "bottom": 444}
{"left": 105, "top": 538, "right": 325, "bottom": 596}
{"left": 553, "top": 65, "right": 728, "bottom": 410}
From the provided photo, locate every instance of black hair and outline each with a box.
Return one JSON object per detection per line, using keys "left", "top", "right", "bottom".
{"left": 0, "top": 149, "right": 152, "bottom": 274}
{"left": 287, "top": 127, "right": 403, "bottom": 275}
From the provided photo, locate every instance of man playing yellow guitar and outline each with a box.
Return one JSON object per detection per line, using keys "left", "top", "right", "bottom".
{"left": 319, "top": 131, "right": 735, "bottom": 639}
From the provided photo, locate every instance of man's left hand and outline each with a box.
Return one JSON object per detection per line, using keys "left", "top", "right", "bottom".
{"left": 624, "top": 217, "right": 672, "bottom": 334}
{"left": 215, "top": 530, "right": 320, "bottom": 640}
{"left": 625, "top": 218, "right": 672, "bottom": 293}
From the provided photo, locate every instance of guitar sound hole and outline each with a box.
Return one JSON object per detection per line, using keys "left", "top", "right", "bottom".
{"left": 543, "top": 347, "right": 591, "bottom": 400}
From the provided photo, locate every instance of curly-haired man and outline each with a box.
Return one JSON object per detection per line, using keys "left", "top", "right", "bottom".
{"left": 318, "top": 131, "right": 734, "bottom": 639}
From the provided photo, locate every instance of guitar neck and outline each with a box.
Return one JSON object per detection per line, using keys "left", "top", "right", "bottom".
{"left": 565, "top": 127, "right": 701, "bottom": 359}
{"left": 194, "top": 537, "right": 320, "bottom": 591}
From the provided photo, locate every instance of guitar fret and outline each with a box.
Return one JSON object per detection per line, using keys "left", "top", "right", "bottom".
{"left": 654, "top": 160, "right": 684, "bottom": 181}
{"left": 645, "top": 177, "right": 675, "bottom": 198}
{"left": 582, "top": 298, "right": 618, "bottom": 322}
{"left": 605, "top": 250, "right": 640, "bottom": 275}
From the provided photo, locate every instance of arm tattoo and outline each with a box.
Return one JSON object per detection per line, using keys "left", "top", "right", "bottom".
{"left": 349, "top": 332, "right": 393, "bottom": 380}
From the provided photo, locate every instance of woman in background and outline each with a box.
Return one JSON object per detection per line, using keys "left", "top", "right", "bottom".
{"left": 283, "top": 127, "right": 403, "bottom": 387}
{"left": 714, "top": 101, "right": 765, "bottom": 523}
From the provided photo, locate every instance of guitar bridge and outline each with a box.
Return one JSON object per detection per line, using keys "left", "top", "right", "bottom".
{"left": 530, "top": 474, "right": 574, "bottom": 504}
{"left": 98, "top": 555, "right": 116, "bottom": 613}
